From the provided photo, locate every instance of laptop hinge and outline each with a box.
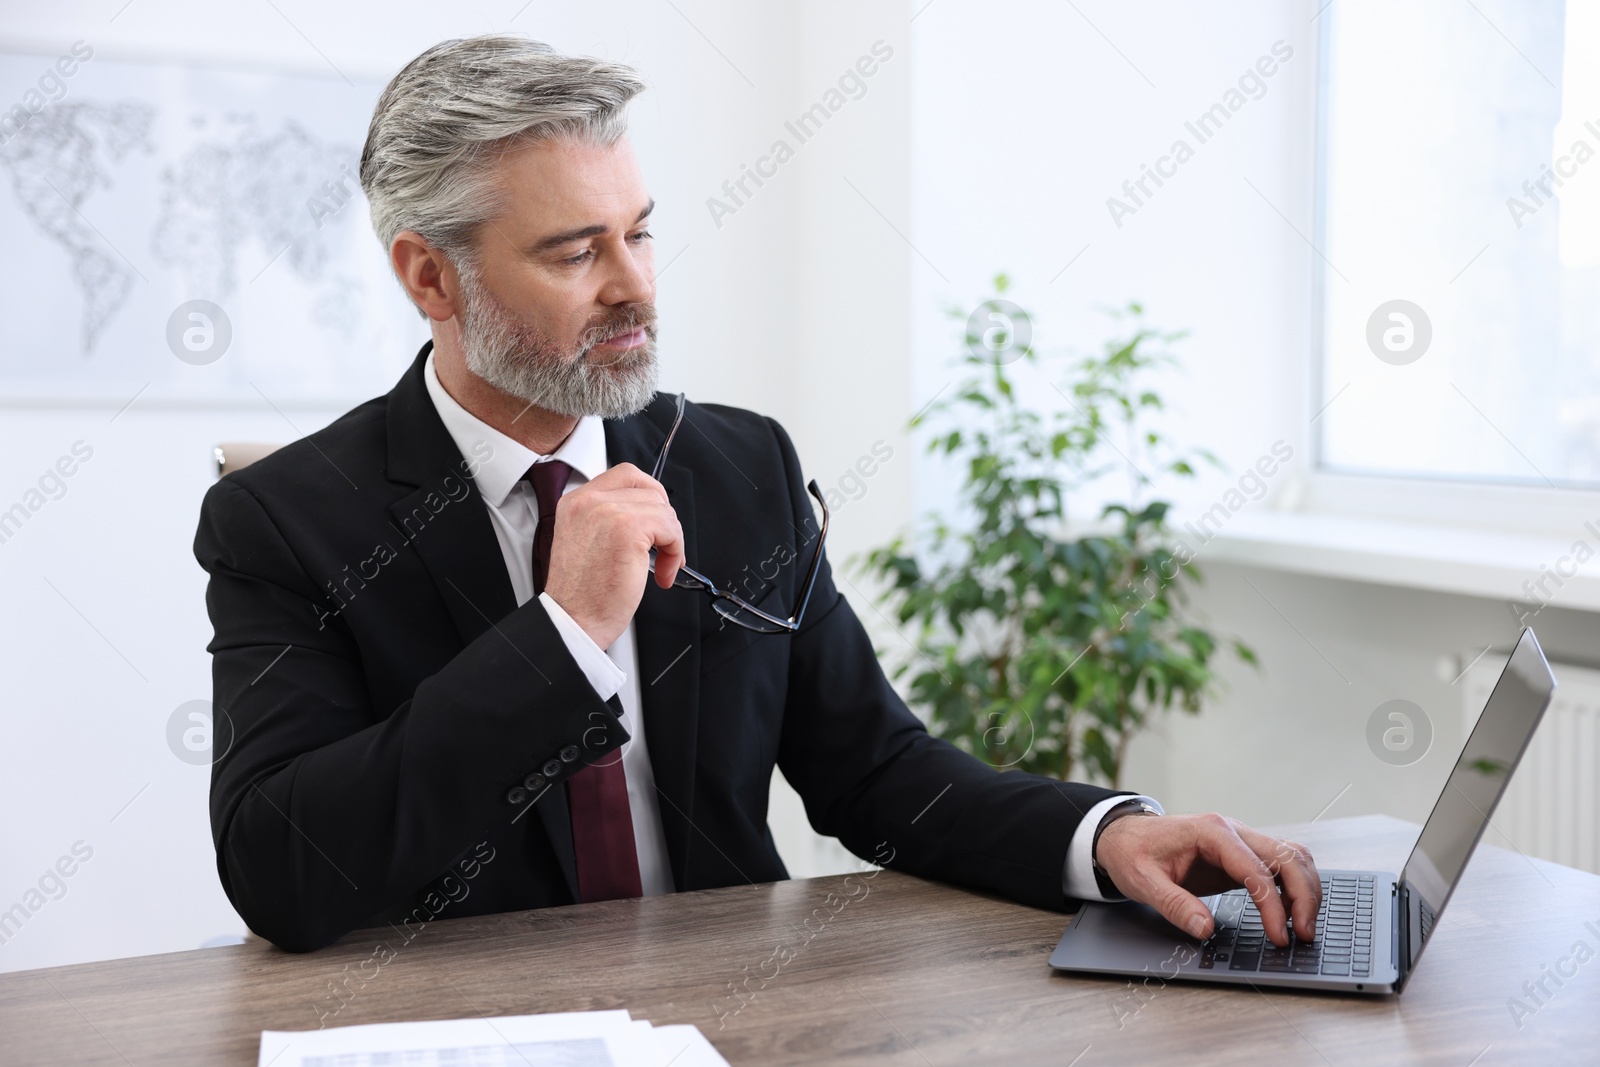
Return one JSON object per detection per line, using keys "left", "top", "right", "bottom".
{"left": 1394, "top": 881, "right": 1410, "bottom": 989}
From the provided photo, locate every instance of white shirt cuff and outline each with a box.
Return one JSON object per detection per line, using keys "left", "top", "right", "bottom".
{"left": 1064, "top": 793, "right": 1165, "bottom": 902}
{"left": 538, "top": 591, "right": 626, "bottom": 702}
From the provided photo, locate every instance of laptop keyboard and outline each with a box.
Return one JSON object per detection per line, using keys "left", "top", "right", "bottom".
{"left": 1198, "top": 874, "right": 1376, "bottom": 978}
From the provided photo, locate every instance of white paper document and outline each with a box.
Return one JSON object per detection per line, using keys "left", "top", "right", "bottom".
{"left": 257, "top": 1010, "right": 729, "bottom": 1067}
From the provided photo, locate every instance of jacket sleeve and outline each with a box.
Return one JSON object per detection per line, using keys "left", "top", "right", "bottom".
{"left": 194, "top": 477, "right": 624, "bottom": 952}
{"left": 767, "top": 421, "right": 1121, "bottom": 911}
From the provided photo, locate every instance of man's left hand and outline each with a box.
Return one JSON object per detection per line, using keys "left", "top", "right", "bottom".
{"left": 1093, "top": 812, "right": 1320, "bottom": 947}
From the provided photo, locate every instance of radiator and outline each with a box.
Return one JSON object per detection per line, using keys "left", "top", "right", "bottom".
{"left": 1462, "top": 653, "right": 1600, "bottom": 875}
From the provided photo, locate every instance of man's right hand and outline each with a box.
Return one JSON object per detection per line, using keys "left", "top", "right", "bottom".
{"left": 543, "top": 462, "right": 684, "bottom": 650}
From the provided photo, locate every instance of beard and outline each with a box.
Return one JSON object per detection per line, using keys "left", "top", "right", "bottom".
{"left": 455, "top": 264, "right": 660, "bottom": 419}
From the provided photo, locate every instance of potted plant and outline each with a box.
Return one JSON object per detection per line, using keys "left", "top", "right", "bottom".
{"left": 859, "top": 275, "right": 1255, "bottom": 788}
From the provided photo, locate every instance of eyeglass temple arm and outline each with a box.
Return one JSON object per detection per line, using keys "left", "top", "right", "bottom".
{"left": 701, "top": 479, "right": 829, "bottom": 632}
{"left": 649, "top": 393, "right": 687, "bottom": 483}
{"left": 644, "top": 393, "right": 687, "bottom": 570}
{"left": 785, "top": 479, "right": 829, "bottom": 627}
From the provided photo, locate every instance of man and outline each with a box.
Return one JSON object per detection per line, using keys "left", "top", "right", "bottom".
{"left": 194, "top": 34, "right": 1320, "bottom": 955}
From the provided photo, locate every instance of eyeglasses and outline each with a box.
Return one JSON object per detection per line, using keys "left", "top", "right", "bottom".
{"left": 649, "top": 393, "right": 828, "bottom": 634}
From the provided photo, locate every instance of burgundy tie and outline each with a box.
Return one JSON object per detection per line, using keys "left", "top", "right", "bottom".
{"left": 525, "top": 460, "right": 644, "bottom": 903}
{"left": 526, "top": 460, "right": 571, "bottom": 598}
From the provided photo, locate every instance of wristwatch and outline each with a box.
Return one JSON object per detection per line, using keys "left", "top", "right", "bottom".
{"left": 1091, "top": 798, "right": 1162, "bottom": 898}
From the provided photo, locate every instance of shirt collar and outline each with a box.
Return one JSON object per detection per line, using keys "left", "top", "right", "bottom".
{"left": 422, "top": 350, "right": 609, "bottom": 508}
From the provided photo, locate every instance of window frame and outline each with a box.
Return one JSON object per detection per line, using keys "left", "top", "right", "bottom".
{"left": 1303, "top": 2, "right": 1600, "bottom": 538}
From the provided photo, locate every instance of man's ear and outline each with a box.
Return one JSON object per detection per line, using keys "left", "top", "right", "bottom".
{"left": 391, "top": 231, "right": 463, "bottom": 322}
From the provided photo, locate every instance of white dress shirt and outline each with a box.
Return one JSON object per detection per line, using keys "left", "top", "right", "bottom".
{"left": 424, "top": 353, "right": 675, "bottom": 895}
{"left": 424, "top": 351, "right": 1155, "bottom": 904}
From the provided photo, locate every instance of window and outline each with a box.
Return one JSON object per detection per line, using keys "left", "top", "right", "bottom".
{"left": 1315, "top": 0, "right": 1600, "bottom": 489}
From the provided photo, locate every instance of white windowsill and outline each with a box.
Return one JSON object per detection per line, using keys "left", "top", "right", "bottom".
{"left": 1187, "top": 510, "right": 1600, "bottom": 613}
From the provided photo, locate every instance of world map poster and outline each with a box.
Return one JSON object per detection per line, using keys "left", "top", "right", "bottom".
{"left": 0, "top": 46, "right": 426, "bottom": 406}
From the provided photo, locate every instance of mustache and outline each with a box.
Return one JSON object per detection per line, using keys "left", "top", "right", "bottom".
{"left": 580, "top": 305, "right": 658, "bottom": 347}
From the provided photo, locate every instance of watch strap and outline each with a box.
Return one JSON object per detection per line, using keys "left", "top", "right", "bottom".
{"left": 1091, "top": 798, "right": 1162, "bottom": 898}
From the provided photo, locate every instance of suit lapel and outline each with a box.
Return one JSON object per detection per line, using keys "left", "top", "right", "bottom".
{"left": 383, "top": 342, "right": 518, "bottom": 647}
{"left": 606, "top": 400, "right": 702, "bottom": 892}
{"left": 385, "top": 344, "right": 581, "bottom": 899}
{"left": 387, "top": 479, "right": 517, "bottom": 647}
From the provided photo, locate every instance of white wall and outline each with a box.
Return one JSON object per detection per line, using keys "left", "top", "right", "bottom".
{"left": 909, "top": 0, "right": 1313, "bottom": 526}
{"left": 0, "top": 0, "right": 910, "bottom": 971}
{"left": 1129, "top": 564, "right": 1600, "bottom": 834}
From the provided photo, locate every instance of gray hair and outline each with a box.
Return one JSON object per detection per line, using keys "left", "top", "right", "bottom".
{"left": 360, "top": 34, "right": 646, "bottom": 275}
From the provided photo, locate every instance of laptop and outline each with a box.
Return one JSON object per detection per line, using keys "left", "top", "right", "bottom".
{"left": 1048, "top": 626, "right": 1557, "bottom": 995}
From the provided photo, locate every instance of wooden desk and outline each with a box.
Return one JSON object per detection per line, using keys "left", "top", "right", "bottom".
{"left": 2, "top": 815, "right": 1597, "bottom": 1065}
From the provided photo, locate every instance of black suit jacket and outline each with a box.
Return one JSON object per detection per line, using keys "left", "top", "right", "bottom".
{"left": 193, "top": 343, "right": 1122, "bottom": 951}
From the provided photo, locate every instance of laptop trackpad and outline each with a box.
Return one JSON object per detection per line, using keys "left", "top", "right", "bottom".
{"left": 1049, "top": 901, "right": 1200, "bottom": 972}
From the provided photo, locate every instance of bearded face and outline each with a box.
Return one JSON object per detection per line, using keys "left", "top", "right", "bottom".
{"left": 456, "top": 259, "right": 660, "bottom": 420}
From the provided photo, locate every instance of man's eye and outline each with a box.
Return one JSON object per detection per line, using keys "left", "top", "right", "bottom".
{"left": 630, "top": 228, "right": 653, "bottom": 243}
{"left": 561, "top": 249, "right": 593, "bottom": 266}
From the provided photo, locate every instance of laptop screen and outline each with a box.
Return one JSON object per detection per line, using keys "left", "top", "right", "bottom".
{"left": 1400, "top": 628, "right": 1556, "bottom": 962}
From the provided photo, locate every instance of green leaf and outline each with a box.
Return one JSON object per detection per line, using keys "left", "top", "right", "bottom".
{"left": 867, "top": 277, "right": 1253, "bottom": 786}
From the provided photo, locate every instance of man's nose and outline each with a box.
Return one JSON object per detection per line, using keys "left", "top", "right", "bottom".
{"left": 599, "top": 243, "right": 653, "bottom": 306}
